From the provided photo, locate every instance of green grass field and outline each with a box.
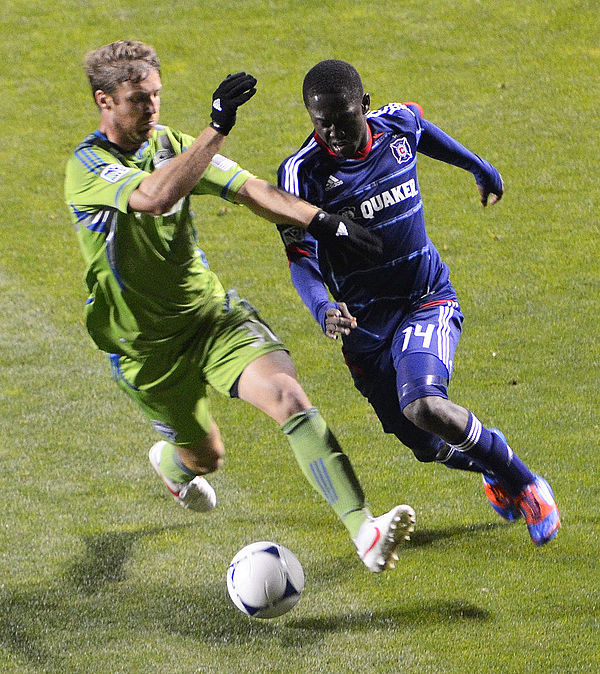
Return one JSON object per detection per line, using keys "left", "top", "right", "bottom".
{"left": 1, "top": 0, "right": 599, "bottom": 671}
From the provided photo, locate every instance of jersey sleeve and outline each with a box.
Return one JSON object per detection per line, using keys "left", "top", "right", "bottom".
{"left": 192, "top": 153, "right": 254, "bottom": 202}
{"left": 64, "top": 145, "right": 148, "bottom": 214}
{"left": 417, "top": 119, "right": 502, "bottom": 192}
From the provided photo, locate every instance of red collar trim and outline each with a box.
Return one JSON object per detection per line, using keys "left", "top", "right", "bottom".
{"left": 314, "top": 123, "right": 377, "bottom": 160}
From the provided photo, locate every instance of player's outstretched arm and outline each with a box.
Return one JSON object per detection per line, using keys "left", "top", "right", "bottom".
{"left": 236, "top": 178, "right": 383, "bottom": 264}
{"left": 129, "top": 73, "right": 257, "bottom": 215}
{"left": 417, "top": 118, "right": 504, "bottom": 207}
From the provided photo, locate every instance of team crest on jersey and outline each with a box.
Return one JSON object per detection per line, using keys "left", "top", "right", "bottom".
{"left": 339, "top": 206, "right": 356, "bottom": 220}
{"left": 153, "top": 148, "right": 175, "bottom": 168}
{"left": 390, "top": 137, "right": 412, "bottom": 165}
{"left": 100, "top": 163, "right": 133, "bottom": 183}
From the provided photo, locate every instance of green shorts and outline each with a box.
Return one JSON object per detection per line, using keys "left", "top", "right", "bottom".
{"left": 109, "top": 294, "right": 285, "bottom": 447}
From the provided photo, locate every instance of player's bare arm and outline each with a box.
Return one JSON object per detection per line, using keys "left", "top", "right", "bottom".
{"left": 237, "top": 179, "right": 383, "bottom": 265}
{"left": 324, "top": 302, "right": 357, "bottom": 340}
{"left": 235, "top": 179, "right": 319, "bottom": 226}
{"left": 129, "top": 72, "right": 257, "bottom": 215}
{"left": 129, "top": 127, "right": 226, "bottom": 214}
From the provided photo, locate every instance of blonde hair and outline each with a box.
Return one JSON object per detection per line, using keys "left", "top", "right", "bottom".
{"left": 85, "top": 40, "right": 160, "bottom": 100}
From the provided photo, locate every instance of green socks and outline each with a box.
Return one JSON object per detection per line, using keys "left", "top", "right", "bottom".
{"left": 158, "top": 441, "right": 197, "bottom": 483}
{"left": 281, "top": 407, "right": 367, "bottom": 537}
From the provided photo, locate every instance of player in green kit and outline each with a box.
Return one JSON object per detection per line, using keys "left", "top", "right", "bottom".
{"left": 64, "top": 40, "right": 415, "bottom": 573}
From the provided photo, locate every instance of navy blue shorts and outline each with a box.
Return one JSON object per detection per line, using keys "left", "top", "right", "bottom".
{"left": 343, "top": 299, "right": 463, "bottom": 458}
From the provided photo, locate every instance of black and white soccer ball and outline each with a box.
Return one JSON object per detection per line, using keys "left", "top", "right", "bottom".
{"left": 226, "top": 541, "right": 305, "bottom": 619}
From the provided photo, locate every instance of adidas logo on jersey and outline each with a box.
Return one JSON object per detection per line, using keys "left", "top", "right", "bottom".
{"left": 325, "top": 175, "right": 344, "bottom": 191}
{"left": 335, "top": 222, "right": 348, "bottom": 237}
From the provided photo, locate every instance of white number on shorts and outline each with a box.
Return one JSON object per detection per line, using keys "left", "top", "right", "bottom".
{"left": 401, "top": 323, "right": 435, "bottom": 351}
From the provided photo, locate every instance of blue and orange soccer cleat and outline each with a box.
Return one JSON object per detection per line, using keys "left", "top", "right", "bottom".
{"left": 482, "top": 473, "right": 521, "bottom": 522}
{"left": 516, "top": 474, "right": 560, "bottom": 547}
{"left": 482, "top": 428, "right": 521, "bottom": 522}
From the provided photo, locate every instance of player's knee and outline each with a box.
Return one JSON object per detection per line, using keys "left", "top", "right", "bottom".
{"left": 269, "top": 375, "right": 311, "bottom": 419}
{"left": 403, "top": 396, "right": 448, "bottom": 432}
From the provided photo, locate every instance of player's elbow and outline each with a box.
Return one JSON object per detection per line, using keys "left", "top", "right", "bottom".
{"left": 129, "top": 189, "right": 178, "bottom": 216}
{"left": 144, "top": 198, "right": 175, "bottom": 216}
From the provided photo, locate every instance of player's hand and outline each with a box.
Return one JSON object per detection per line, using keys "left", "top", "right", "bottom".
{"left": 307, "top": 211, "right": 383, "bottom": 267}
{"left": 210, "top": 72, "right": 257, "bottom": 135}
{"left": 324, "top": 303, "right": 357, "bottom": 340}
{"left": 475, "top": 161, "right": 504, "bottom": 207}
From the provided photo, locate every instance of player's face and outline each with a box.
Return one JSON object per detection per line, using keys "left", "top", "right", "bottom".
{"left": 307, "top": 92, "right": 370, "bottom": 158}
{"left": 98, "top": 70, "right": 162, "bottom": 152}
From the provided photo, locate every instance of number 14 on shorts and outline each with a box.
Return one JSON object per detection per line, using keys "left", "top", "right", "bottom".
{"left": 401, "top": 323, "right": 435, "bottom": 351}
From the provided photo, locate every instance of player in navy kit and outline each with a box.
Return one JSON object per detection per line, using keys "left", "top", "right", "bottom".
{"left": 277, "top": 59, "right": 560, "bottom": 546}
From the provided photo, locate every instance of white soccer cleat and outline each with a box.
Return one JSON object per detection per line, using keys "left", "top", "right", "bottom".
{"left": 352, "top": 505, "right": 416, "bottom": 573}
{"left": 149, "top": 441, "right": 217, "bottom": 512}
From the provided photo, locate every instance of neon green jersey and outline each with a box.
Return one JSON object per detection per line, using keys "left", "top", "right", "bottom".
{"left": 64, "top": 125, "right": 253, "bottom": 361}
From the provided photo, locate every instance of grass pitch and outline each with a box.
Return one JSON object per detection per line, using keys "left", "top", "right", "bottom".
{"left": 1, "top": 1, "right": 598, "bottom": 672}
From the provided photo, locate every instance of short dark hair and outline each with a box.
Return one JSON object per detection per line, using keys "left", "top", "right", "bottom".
{"left": 302, "top": 60, "right": 363, "bottom": 106}
{"left": 84, "top": 40, "right": 160, "bottom": 100}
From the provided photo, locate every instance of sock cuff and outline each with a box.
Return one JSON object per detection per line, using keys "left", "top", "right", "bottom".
{"left": 280, "top": 407, "right": 321, "bottom": 435}
{"left": 451, "top": 412, "right": 483, "bottom": 451}
{"left": 172, "top": 448, "right": 197, "bottom": 478}
{"left": 161, "top": 442, "right": 198, "bottom": 480}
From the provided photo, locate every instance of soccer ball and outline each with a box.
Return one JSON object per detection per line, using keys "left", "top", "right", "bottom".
{"left": 226, "top": 541, "right": 305, "bottom": 619}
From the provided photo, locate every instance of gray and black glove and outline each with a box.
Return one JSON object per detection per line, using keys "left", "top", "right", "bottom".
{"left": 210, "top": 72, "right": 257, "bottom": 135}
{"left": 307, "top": 210, "right": 383, "bottom": 267}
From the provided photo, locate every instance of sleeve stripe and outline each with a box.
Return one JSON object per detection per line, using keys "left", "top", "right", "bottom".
{"left": 281, "top": 139, "right": 318, "bottom": 196}
{"left": 74, "top": 146, "right": 108, "bottom": 174}
{"left": 220, "top": 169, "right": 246, "bottom": 200}
{"left": 114, "top": 170, "right": 145, "bottom": 209}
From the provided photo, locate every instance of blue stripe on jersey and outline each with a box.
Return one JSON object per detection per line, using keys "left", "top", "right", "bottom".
{"left": 105, "top": 212, "right": 124, "bottom": 289}
{"left": 371, "top": 200, "right": 424, "bottom": 232}
{"left": 114, "top": 171, "right": 144, "bottom": 209}
{"left": 86, "top": 210, "right": 111, "bottom": 232}
{"left": 220, "top": 169, "right": 245, "bottom": 201}
{"left": 109, "top": 354, "right": 140, "bottom": 391}
{"left": 69, "top": 202, "right": 93, "bottom": 223}
{"left": 325, "top": 159, "right": 418, "bottom": 209}
{"left": 368, "top": 103, "right": 407, "bottom": 118}
{"left": 75, "top": 146, "right": 107, "bottom": 174}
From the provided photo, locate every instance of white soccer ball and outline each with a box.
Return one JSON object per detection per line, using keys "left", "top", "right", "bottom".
{"left": 226, "top": 541, "right": 305, "bottom": 619}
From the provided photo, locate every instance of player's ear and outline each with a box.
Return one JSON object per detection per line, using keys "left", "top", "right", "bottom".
{"left": 362, "top": 93, "right": 370, "bottom": 114}
{"left": 95, "top": 89, "right": 112, "bottom": 110}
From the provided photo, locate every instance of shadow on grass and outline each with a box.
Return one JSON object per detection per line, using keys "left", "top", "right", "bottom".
{"left": 65, "top": 524, "right": 192, "bottom": 595}
{"left": 410, "top": 521, "right": 509, "bottom": 547}
{"left": 286, "top": 599, "right": 490, "bottom": 633}
{"left": 0, "top": 522, "right": 495, "bottom": 669}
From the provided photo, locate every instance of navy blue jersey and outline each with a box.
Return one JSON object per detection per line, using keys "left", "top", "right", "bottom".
{"left": 278, "top": 103, "right": 456, "bottom": 351}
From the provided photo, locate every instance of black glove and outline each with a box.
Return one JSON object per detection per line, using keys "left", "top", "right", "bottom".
{"left": 210, "top": 72, "right": 257, "bottom": 135}
{"left": 307, "top": 210, "right": 383, "bottom": 267}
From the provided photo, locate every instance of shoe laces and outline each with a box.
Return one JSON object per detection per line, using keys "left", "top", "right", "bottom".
{"left": 518, "top": 486, "right": 544, "bottom": 523}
